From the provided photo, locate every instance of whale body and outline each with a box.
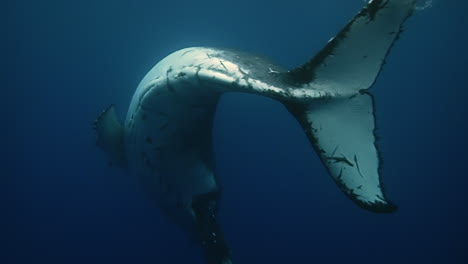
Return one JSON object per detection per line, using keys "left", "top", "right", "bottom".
{"left": 94, "top": 1, "right": 416, "bottom": 263}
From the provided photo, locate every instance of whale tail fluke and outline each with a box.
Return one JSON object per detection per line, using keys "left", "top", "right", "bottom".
{"left": 281, "top": 0, "right": 416, "bottom": 212}
{"left": 285, "top": 94, "right": 396, "bottom": 212}
{"left": 93, "top": 105, "right": 127, "bottom": 168}
{"left": 288, "top": 0, "right": 415, "bottom": 91}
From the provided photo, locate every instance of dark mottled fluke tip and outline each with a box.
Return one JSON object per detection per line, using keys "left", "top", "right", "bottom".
{"left": 365, "top": 0, "right": 388, "bottom": 21}
{"left": 286, "top": 0, "right": 392, "bottom": 85}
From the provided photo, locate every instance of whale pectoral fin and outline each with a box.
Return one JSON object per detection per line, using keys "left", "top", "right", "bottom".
{"left": 93, "top": 105, "right": 126, "bottom": 168}
{"left": 192, "top": 192, "right": 232, "bottom": 264}
{"left": 289, "top": 0, "right": 415, "bottom": 91}
{"left": 286, "top": 94, "right": 396, "bottom": 212}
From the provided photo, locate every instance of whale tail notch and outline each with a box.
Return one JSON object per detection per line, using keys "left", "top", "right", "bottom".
{"left": 282, "top": 0, "right": 416, "bottom": 212}
{"left": 93, "top": 105, "right": 127, "bottom": 168}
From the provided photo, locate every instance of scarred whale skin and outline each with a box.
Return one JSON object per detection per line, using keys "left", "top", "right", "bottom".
{"left": 94, "top": 1, "right": 416, "bottom": 263}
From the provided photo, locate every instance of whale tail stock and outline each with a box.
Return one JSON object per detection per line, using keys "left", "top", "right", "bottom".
{"left": 280, "top": 0, "right": 415, "bottom": 212}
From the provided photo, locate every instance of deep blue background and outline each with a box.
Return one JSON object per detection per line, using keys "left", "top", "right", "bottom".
{"left": 5, "top": 0, "right": 468, "bottom": 263}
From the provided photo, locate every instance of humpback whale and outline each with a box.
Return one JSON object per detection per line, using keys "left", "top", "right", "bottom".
{"left": 94, "top": 0, "right": 416, "bottom": 263}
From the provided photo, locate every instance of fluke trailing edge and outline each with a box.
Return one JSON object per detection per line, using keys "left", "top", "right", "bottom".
{"left": 94, "top": 0, "right": 416, "bottom": 263}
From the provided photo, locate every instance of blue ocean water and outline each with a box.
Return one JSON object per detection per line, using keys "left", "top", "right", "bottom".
{"left": 5, "top": 0, "right": 468, "bottom": 263}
